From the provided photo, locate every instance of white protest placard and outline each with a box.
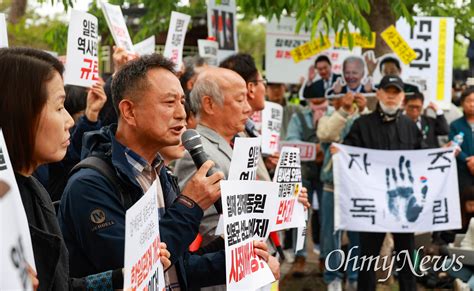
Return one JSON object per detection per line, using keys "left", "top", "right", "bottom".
{"left": 134, "top": 36, "right": 155, "bottom": 56}
{"left": 261, "top": 101, "right": 283, "bottom": 155}
{"left": 0, "top": 13, "right": 8, "bottom": 48}
{"left": 266, "top": 16, "right": 361, "bottom": 84}
{"left": 207, "top": 0, "right": 238, "bottom": 62}
{"left": 0, "top": 129, "right": 35, "bottom": 290}
{"left": 64, "top": 10, "right": 99, "bottom": 88}
{"left": 333, "top": 144, "right": 461, "bottom": 233}
{"left": 397, "top": 17, "right": 455, "bottom": 109}
{"left": 279, "top": 141, "right": 316, "bottom": 162}
{"left": 271, "top": 147, "right": 306, "bottom": 232}
{"left": 124, "top": 180, "right": 165, "bottom": 290}
{"left": 163, "top": 11, "right": 191, "bottom": 69}
{"left": 216, "top": 137, "right": 262, "bottom": 236}
{"left": 228, "top": 137, "right": 261, "bottom": 180}
{"left": 101, "top": 2, "right": 135, "bottom": 52}
{"left": 295, "top": 210, "right": 309, "bottom": 253}
{"left": 198, "top": 39, "right": 219, "bottom": 66}
{"left": 221, "top": 180, "right": 278, "bottom": 290}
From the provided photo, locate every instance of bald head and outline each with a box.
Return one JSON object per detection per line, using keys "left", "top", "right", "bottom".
{"left": 189, "top": 67, "right": 246, "bottom": 116}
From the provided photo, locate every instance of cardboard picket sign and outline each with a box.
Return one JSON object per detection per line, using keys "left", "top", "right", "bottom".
{"left": 261, "top": 101, "right": 283, "bottom": 155}
{"left": 124, "top": 180, "right": 165, "bottom": 290}
{"left": 216, "top": 137, "right": 261, "bottom": 236}
{"left": 279, "top": 141, "right": 316, "bottom": 162}
{"left": 221, "top": 180, "right": 278, "bottom": 290}
{"left": 207, "top": 0, "right": 238, "bottom": 62}
{"left": 396, "top": 17, "right": 455, "bottom": 109}
{"left": 0, "top": 129, "right": 35, "bottom": 290}
{"left": 198, "top": 39, "right": 219, "bottom": 66}
{"left": 163, "top": 11, "right": 191, "bottom": 69}
{"left": 64, "top": 10, "right": 99, "bottom": 88}
{"left": 134, "top": 36, "right": 156, "bottom": 56}
{"left": 101, "top": 2, "right": 135, "bottom": 52}
{"left": 0, "top": 13, "right": 8, "bottom": 48}
{"left": 271, "top": 147, "right": 306, "bottom": 232}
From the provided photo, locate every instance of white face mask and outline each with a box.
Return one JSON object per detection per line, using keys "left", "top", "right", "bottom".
{"left": 379, "top": 101, "right": 401, "bottom": 115}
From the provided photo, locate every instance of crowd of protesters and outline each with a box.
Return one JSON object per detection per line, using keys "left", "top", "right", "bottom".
{"left": 3, "top": 43, "right": 474, "bottom": 291}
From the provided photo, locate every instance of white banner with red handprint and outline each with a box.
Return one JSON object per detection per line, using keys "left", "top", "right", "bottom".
{"left": 64, "top": 10, "right": 99, "bottom": 88}
{"left": 333, "top": 143, "right": 461, "bottom": 232}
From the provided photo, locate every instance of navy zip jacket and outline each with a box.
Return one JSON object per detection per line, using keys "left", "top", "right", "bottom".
{"left": 58, "top": 125, "right": 225, "bottom": 289}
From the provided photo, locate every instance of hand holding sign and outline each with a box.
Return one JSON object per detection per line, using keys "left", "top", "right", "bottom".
{"left": 159, "top": 242, "right": 171, "bottom": 269}
{"left": 112, "top": 46, "right": 138, "bottom": 74}
{"left": 85, "top": 79, "right": 107, "bottom": 122}
{"left": 332, "top": 77, "right": 344, "bottom": 94}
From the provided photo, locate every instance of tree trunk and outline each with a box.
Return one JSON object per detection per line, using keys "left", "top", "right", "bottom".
{"left": 364, "top": 0, "right": 395, "bottom": 57}
{"left": 8, "top": 0, "right": 27, "bottom": 24}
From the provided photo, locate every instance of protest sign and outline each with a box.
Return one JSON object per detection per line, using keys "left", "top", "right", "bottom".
{"left": 0, "top": 129, "right": 35, "bottom": 290}
{"left": 163, "top": 11, "right": 191, "bottom": 69}
{"left": 216, "top": 136, "right": 261, "bottom": 236}
{"left": 333, "top": 144, "right": 461, "bottom": 233}
{"left": 295, "top": 210, "right": 309, "bottom": 253}
{"left": 290, "top": 36, "right": 331, "bottom": 63}
{"left": 261, "top": 101, "right": 283, "bottom": 155}
{"left": 134, "top": 36, "right": 156, "bottom": 56}
{"left": 397, "top": 17, "right": 455, "bottom": 109}
{"left": 64, "top": 10, "right": 99, "bottom": 88}
{"left": 101, "top": 2, "right": 134, "bottom": 52}
{"left": 124, "top": 180, "right": 165, "bottom": 290}
{"left": 228, "top": 137, "right": 261, "bottom": 181}
{"left": 271, "top": 147, "right": 306, "bottom": 231}
{"left": 221, "top": 180, "right": 278, "bottom": 290}
{"left": 334, "top": 32, "right": 376, "bottom": 49}
{"left": 279, "top": 141, "right": 316, "bottom": 162}
{"left": 266, "top": 16, "right": 361, "bottom": 84}
{"left": 207, "top": 0, "right": 238, "bottom": 61}
{"left": 198, "top": 39, "right": 219, "bottom": 66}
{"left": 380, "top": 25, "right": 417, "bottom": 65}
{"left": 0, "top": 13, "right": 8, "bottom": 48}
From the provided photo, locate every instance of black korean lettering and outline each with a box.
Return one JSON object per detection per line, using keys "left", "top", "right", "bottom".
{"left": 0, "top": 147, "right": 6, "bottom": 171}
{"left": 82, "top": 20, "right": 91, "bottom": 37}
{"left": 350, "top": 198, "right": 376, "bottom": 224}
{"left": 427, "top": 150, "right": 452, "bottom": 172}
{"left": 348, "top": 153, "right": 371, "bottom": 175}
{"left": 77, "top": 37, "right": 86, "bottom": 54}
{"left": 252, "top": 194, "right": 266, "bottom": 213}
{"left": 275, "top": 38, "right": 283, "bottom": 47}
{"left": 433, "top": 198, "right": 449, "bottom": 224}
{"left": 227, "top": 195, "right": 237, "bottom": 217}
{"left": 409, "top": 47, "right": 432, "bottom": 70}
{"left": 226, "top": 222, "right": 241, "bottom": 246}
{"left": 410, "top": 20, "right": 432, "bottom": 42}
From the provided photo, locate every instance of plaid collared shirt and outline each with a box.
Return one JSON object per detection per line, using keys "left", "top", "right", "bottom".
{"left": 124, "top": 148, "right": 163, "bottom": 193}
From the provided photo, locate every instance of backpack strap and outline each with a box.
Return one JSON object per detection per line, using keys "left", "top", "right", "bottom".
{"left": 69, "top": 156, "right": 134, "bottom": 210}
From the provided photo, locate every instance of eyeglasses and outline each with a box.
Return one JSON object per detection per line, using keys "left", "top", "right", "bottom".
{"left": 250, "top": 78, "right": 268, "bottom": 87}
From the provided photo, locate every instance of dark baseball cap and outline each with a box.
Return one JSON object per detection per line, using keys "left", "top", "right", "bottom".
{"left": 379, "top": 75, "right": 404, "bottom": 91}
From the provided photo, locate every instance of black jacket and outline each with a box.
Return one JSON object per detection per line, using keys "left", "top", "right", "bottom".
{"left": 303, "top": 74, "right": 341, "bottom": 98}
{"left": 58, "top": 125, "right": 225, "bottom": 289}
{"left": 419, "top": 115, "right": 449, "bottom": 148}
{"left": 344, "top": 105, "right": 422, "bottom": 150}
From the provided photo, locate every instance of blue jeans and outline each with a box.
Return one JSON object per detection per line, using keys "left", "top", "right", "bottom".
{"left": 320, "top": 188, "right": 359, "bottom": 283}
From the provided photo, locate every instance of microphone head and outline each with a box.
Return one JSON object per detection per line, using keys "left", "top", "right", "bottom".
{"left": 181, "top": 129, "right": 203, "bottom": 152}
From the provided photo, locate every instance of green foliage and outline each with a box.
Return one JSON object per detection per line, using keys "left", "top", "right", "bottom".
{"left": 237, "top": 20, "right": 265, "bottom": 71}
{"left": 453, "top": 40, "right": 469, "bottom": 70}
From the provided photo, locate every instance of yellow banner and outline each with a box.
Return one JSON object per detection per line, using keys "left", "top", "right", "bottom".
{"left": 436, "top": 19, "right": 447, "bottom": 101}
{"left": 380, "top": 25, "right": 417, "bottom": 65}
{"left": 334, "top": 32, "right": 376, "bottom": 48}
{"left": 290, "top": 36, "right": 331, "bottom": 63}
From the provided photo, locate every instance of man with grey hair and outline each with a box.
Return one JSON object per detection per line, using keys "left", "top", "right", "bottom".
{"left": 327, "top": 56, "right": 374, "bottom": 96}
{"left": 175, "top": 67, "right": 252, "bottom": 247}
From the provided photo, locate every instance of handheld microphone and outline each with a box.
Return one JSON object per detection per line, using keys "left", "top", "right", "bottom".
{"left": 181, "top": 129, "right": 222, "bottom": 214}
